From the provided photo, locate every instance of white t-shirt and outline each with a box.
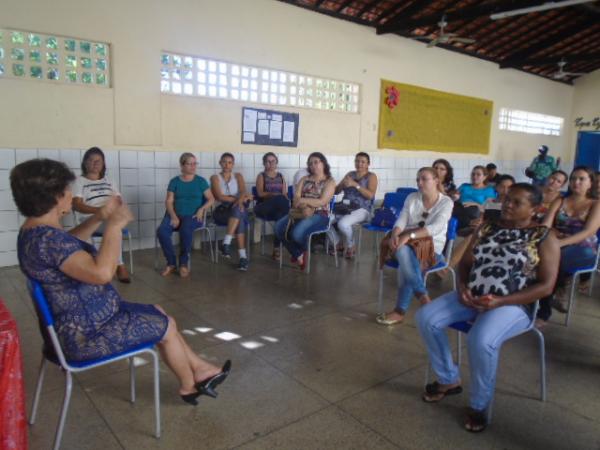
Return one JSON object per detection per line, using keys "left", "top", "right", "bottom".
{"left": 393, "top": 192, "right": 454, "bottom": 255}
{"left": 72, "top": 175, "right": 120, "bottom": 222}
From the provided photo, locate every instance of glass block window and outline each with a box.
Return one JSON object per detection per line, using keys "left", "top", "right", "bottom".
{"left": 160, "top": 52, "right": 360, "bottom": 113}
{"left": 0, "top": 28, "right": 110, "bottom": 87}
{"left": 499, "top": 108, "right": 563, "bottom": 136}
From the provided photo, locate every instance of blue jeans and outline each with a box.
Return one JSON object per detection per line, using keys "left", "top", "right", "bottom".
{"left": 394, "top": 245, "right": 443, "bottom": 313}
{"left": 416, "top": 291, "right": 531, "bottom": 411}
{"left": 213, "top": 204, "right": 249, "bottom": 234}
{"left": 275, "top": 213, "right": 329, "bottom": 259}
{"left": 157, "top": 214, "right": 204, "bottom": 267}
{"left": 538, "top": 244, "right": 597, "bottom": 321}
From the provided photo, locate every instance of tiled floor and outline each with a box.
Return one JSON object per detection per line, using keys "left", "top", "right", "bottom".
{"left": 2, "top": 236, "right": 600, "bottom": 450}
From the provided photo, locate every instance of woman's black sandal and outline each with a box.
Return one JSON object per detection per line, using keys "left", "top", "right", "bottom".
{"left": 464, "top": 408, "right": 488, "bottom": 432}
{"left": 422, "top": 381, "right": 463, "bottom": 403}
{"left": 180, "top": 392, "right": 202, "bottom": 406}
{"left": 196, "top": 360, "right": 232, "bottom": 399}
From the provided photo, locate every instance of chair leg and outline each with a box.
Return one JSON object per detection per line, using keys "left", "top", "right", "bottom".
{"left": 456, "top": 331, "right": 462, "bottom": 367}
{"left": 377, "top": 269, "right": 384, "bottom": 314}
{"left": 126, "top": 232, "right": 134, "bottom": 274}
{"left": 260, "top": 220, "right": 265, "bottom": 256}
{"left": 532, "top": 328, "right": 547, "bottom": 401}
{"left": 154, "top": 236, "right": 159, "bottom": 270}
{"left": 53, "top": 371, "right": 74, "bottom": 450}
{"left": 129, "top": 357, "right": 136, "bottom": 403}
{"left": 206, "top": 228, "right": 215, "bottom": 263}
{"left": 29, "top": 356, "right": 47, "bottom": 425}
{"left": 151, "top": 349, "right": 161, "bottom": 438}
{"left": 279, "top": 242, "right": 283, "bottom": 269}
{"left": 357, "top": 226, "right": 362, "bottom": 258}
{"left": 449, "top": 268, "right": 457, "bottom": 291}
{"left": 565, "top": 274, "right": 578, "bottom": 327}
{"left": 306, "top": 234, "right": 312, "bottom": 274}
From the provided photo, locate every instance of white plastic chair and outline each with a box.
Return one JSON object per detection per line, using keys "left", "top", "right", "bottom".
{"left": 26, "top": 279, "right": 161, "bottom": 450}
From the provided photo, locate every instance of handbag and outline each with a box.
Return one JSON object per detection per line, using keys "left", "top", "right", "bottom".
{"left": 212, "top": 203, "right": 233, "bottom": 225}
{"left": 285, "top": 207, "right": 314, "bottom": 241}
{"left": 333, "top": 200, "right": 360, "bottom": 216}
{"left": 378, "top": 232, "right": 435, "bottom": 271}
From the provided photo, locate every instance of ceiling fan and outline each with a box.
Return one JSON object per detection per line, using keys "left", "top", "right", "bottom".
{"left": 412, "top": 15, "right": 476, "bottom": 48}
{"left": 552, "top": 59, "right": 585, "bottom": 79}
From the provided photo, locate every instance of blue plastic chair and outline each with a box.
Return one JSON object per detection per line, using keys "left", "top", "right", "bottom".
{"left": 377, "top": 217, "right": 458, "bottom": 314}
{"left": 425, "top": 300, "right": 546, "bottom": 423}
{"left": 563, "top": 230, "right": 600, "bottom": 326}
{"left": 252, "top": 185, "right": 292, "bottom": 256}
{"left": 396, "top": 187, "right": 418, "bottom": 196}
{"left": 26, "top": 279, "right": 161, "bottom": 450}
{"left": 358, "top": 192, "right": 410, "bottom": 258}
{"left": 279, "top": 197, "right": 338, "bottom": 274}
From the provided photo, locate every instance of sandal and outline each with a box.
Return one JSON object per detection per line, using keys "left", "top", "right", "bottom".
{"left": 272, "top": 248, "right": 281, "bottom": 261}
{"left": 422, "top": 381, "right": 463, "bottom": 403}
{"left": 375, "top": 312, "right": 404, "bottom": 326}
{"left": 160, "top": 265, "right": 177, "bottom": 277}
{"left": 344, "top": 247, "right": 355, "bottom": 259}
{"left": 464, "top": 408, "right": 487, "bottom": 432}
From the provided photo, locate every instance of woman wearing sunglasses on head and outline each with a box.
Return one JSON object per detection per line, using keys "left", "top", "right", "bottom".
{"left": 376, "top": 167, "right": 454, "bottom": 325}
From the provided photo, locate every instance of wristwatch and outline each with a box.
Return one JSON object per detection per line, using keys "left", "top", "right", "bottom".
{"left": 409, "top": 232, "right": 417, "bottom": 240}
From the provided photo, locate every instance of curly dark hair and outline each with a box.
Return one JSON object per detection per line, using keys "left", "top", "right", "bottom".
{"left": 11, "top": 159, "right": 76, "bottom": 218}
{"left": 510, "top": 182, "right": 543, "bottom": 207}
{"left": 432, "top": 159, "right": 454, "bottom": 185}
{"left": 81, "top": 147, "right": 106, "bottom": 179}
{"left": 306, "top": 152, "right": 331, "bottom": 178}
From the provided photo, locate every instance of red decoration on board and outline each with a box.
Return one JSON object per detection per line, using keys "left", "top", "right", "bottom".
{"left": 385, "top": 86, "right": 400, "bottom": 110}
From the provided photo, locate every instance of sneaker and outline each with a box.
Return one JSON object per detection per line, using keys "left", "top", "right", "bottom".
{"left": 238, "top": 257, "right": 249, "bottom": 271}
{"left": 221, "top": 243, "right": 232, "bottom": 258}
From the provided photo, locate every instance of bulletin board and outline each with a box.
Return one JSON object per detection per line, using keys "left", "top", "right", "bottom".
{"left": 378, "top": 79, "right": 493, "bottom": 154}
{"left": 241, "top": 107, "right": 299, "bottom": 147}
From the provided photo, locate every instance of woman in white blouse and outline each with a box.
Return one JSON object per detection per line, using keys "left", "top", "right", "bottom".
{"left": 376, "top": 167, "right": 454, "bottom": 325}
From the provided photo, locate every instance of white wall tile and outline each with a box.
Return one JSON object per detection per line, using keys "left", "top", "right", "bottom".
{"left": 139, "top": 203, "right": 155, "bottom": 221}
{"left": 0, "top": 170, "right": 10, "bottom": 190}
{"left": 0, "top": 231, "right": 18, "bottom": 252}
{"left": 59, "top": 149, "right": 82, "bottom": 169}
{"left": 140, "top": 220, "right": 157, "bottom": 238}
{"left": 121, "top": 186, "right": 138, "bottom": 204}
{"left": 38, "top": 148, "right": 60, "bottom": 160}
{"left": 138, "top": 151, "right": 154, "bottom": 168}
{"left": 154, "top": 152, "right": 170, "bottom": 168}
{"left": 0, "top": 191, "right": 16, "bottom": 211}
{"left": 170, "top": 151, "right": 182, "bottom": 168}
{"left": 16, "top": 149, "right": 38, "bottom": 163}
{"left": 155, "top": 202, "right": 165, "bottom": 219}
{"left": 104, "top": 150, "right": 119, "bottom": 169}
{"left": 0, "top": 251, "right": 18, "bottom": 267}
{"left": 0, "top": 149, "right": 15, "bottom": 169}
{"left": 0, "top": 212, "right": 19, "bottom": 232}
{"left": 241, "top": 153, "right": 255, "bottom": 170}
{"left": 199, "top": 151, "right": 215, "bottom": 169}
{"left": 138, "top": 186, "right": 155, "bottom": 204}
{"left": 198, "top": 168, "right": 213, "bottom": 180}
{"left": 120, "top": 168, "right": 139, "bottom": 186}
{"left": 139, "top": 168, "right": 155, "bottom": 185}
{"left": 119, "top": 151, "right": 138, "bottom": 168}
{"left": 127, "top": 203, "right": 139, "bottom": 220}
{"left": 155, "top": 169, "right": 172, "bottom": 187}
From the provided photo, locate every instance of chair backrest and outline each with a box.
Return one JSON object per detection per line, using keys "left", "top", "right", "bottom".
{"left": 442, "top": 217, "right": 459, "bottom": 261}
{"left": 288, "top": 185, "right": 294, "bottom": 199}
{"left": 28, "top": 279, "right": 54, "bottom": 327}
{"left": 383, "top": 191, "right": 412, "bottom": 213}
{"left": 396, "top": 187, "right": 418, "bottom": 196}
{"left": 251, "top": 186, "right": 259, "bottom": 201}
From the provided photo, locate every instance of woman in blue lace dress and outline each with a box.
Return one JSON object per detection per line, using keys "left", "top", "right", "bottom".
{"left": 12, "top": 158, "right": 230, "bottom": 405}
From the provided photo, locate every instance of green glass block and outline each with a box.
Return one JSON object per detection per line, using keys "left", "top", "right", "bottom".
{"left": 161, "top": 68, "right": 169, "bottom": 79}
{"left": 0, "top": 30, "right": 3, "bottom": 43}
{"left": 161, "top": 54, "right": 169, "bottom": 65}
{"left": 81, "top": 72, "right": 92, "bottom": 83}
{"left": 12, "top": 63, "right": 25, "bottom": 76}
{"left": 96, "top": 58, "right": 106, "bottom": 70}
{"left": 67, "top": 70, "right": 77, "bottom": 82}
{"left": 30, "top": 50, "right": 41, "bottom": 63}
{"left": 11, "top": 48, "right": 25, "bottom": 60}
{"left": 46, "top": 52, "right": 58, "bottom": 65}
{"left": 80, "top": 57, "right": 92, "bottom": 69}
{"left": 0, "top": 48, "right": 3, "bottom": 59}
{"left": 172, "top": 55, "right": 181, "bottom": 66}
{"left": 30, "top": 66, "right": 42, "bottom": 78}
{"left": 46, "top": 37, "right": 58, "bottom": 49}
{"left": 29, "top": 34, "right": 41, "bottom": 47}
{"left": 47, "top": 68, "right": 59, "bottom": 80}
{"left": 183, "top": 57, "right": 192, "bottom": 68}
{"left": 80, "top": 41, "right": 91, "bottom": 53}
{"left": 11, "top": 32, "right": 25, "bottom": 45}
{"left": 95, "top": 43, "right": 106, "bottom": 56}
{"left": 64, "top": 39, "right": 76, "bottom": 52}
{"left": 96, "top": 72, "right": 106, "bottom": 85}
{"left": 66, "top": 55, "right": 77, "bottom": 67}
{"left": 0, "top": 63, "right": 4, "bottom": 75}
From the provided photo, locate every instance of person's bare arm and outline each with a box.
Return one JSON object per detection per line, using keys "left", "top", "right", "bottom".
{"left": 297, "top": 179, "right": 335, "bottom": 208}
{"left": 165, "top": 191, "right": 180, "bottom": 228}
{"left": 61, "top": 203, "right": 133, "bottom": 284}
{"left": 72, "top": 197, "right": 100, "bottom": 215}
{"left": 292, "top": 178, "right": 305, "bottom": 208}
{"left": 557, "top": 201, "right": 600, "bottom": 247}
{"left": 541, "top": 197, "right": 561, "bottom": 228}
{"left": 195, "top": 188, "right": 215, "bottom": 221}
{"left": 210, "top": 175, "right": 237, "bottom": 203}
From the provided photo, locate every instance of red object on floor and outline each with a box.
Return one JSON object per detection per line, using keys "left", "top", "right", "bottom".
{"left": 0, "top": 298, "right": 28, "bottom": 450}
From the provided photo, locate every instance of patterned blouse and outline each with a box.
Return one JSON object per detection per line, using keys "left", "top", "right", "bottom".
{"left": 301, "top": 178, "right": 330, "bottom": 216}
{"left": 468, "top": 223, "right": 549, "bottom": 297}
{"left": 554, "top": 200, "right": 598, "bottom": 252}
{"left": 262, "top": 172, "right": 285, "bottom": 194}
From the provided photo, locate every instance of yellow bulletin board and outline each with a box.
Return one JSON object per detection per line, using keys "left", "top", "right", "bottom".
{"left": 378, "top": 80, "right": 493, "bottom": 154}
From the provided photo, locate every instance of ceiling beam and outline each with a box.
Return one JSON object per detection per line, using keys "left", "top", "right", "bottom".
{"left": 377, "top": 0, "right": 548, "bottom": 35}
{"left": 517, "top": 52, "right": 600, "bottom": 66}
{"left": 500, "top": 16, "right": 598, "bottom": 67}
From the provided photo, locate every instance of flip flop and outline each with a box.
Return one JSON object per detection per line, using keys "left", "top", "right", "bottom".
{"left": 422, "top": 381, "right": 463, "bottom": 403}
{"left": 464, "top": 408, "right": 487, "bottom": 432}
{"left": 375, "top": 313, "right": 404, "bottom": 326}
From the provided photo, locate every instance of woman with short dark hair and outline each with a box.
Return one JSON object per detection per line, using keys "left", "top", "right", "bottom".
{"left": 416, "top": 183, "right": 559, "bottom": 432}
{"left": 72, "top": 147, "right": 130, "bottom": 283}
{"left": 12, "top": 158, "right": 230, "bottom": 405}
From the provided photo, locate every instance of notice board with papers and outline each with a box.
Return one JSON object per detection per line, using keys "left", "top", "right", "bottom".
{"left": 241, "top": 107, "right": 299, "bottom": 147}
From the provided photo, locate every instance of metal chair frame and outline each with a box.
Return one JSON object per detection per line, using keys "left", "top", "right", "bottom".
{"left": 424, "top": 300, "right": 546, "bottom": 424}
{"left": 377, "top": 217, "right": 458, "bottom": 314}
{"left": 26, "top": 279, "right": 161, "bottom": 450}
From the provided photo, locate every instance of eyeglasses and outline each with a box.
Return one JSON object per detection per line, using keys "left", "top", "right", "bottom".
{"left": 265, "top": 159, "right": 277, "bottom": 164}
{"left": 418, "top": 211, "right": 429, "bottom": 228}
{"left": 184, "top": 162, "right": 197, "bottom": 166}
